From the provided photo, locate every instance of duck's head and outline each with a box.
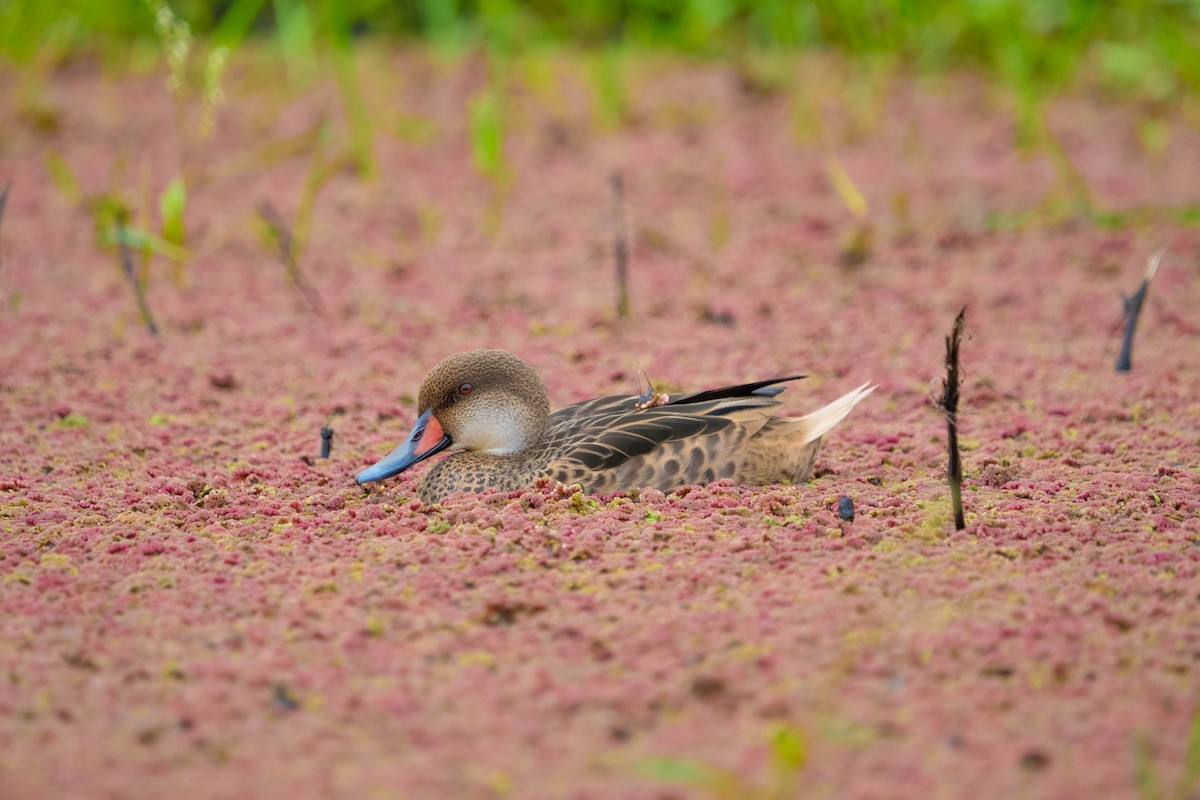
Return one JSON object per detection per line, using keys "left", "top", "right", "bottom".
{"left": 355, "top": 349, "right": 550, "bottom": 484}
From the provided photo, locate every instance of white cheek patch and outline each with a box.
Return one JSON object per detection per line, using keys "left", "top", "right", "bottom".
{"left": 457, "top": 405, "right": 528, "bottom": 454}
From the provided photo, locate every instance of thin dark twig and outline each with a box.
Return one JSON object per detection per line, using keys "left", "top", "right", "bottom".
{"left": 1116, "top": 250, "right": 1162, "bottom": 373}
{"left": 257, "top": 201, "right": 324, "bottom": 315}
{"left": 940, "top": 308, "right": 966, "bottom": 531}
{"left": 115, "top": 211, "right": 159, "bottom": 336}
{"left": 0, "top": 181, "right": 11, "bottom": 230}
{"left": 0, "top": 181, "right": 9, "bottom": 279}
{"left": 321, "top": 407, "right": 344, "bottom": 460}
{"left": 610, "top": 171, "right": 630, "bottom": 319}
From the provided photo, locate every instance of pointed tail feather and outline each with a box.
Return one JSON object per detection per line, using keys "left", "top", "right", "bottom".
{"left": 740, "top": 382, "right": 874, "bottom": 485}
{"left": 798, "top": 382, "right": 874, "bottom": 444}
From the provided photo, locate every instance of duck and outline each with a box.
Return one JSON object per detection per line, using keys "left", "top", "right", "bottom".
{"left": 356, "top": 349, "right": 873, "bottom": 503}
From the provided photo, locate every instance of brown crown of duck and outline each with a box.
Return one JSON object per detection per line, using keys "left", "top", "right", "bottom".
{"left": 356, "top": 349, "right": 873, "bottom": 504}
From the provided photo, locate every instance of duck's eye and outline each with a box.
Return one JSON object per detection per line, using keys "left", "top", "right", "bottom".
{"left": 458, "top": 383, "right": 474, "bottom": 396}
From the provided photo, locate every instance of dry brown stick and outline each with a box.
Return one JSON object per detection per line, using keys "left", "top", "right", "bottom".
{"left": 257, "top": 201, "right": 324, "bottom": 315}
{"left": 940, "top": 308, "right": 966, "bottom": 530}
{"left": 0, "top": 182, "right": 9, "bottom": 273}
{"left": 0, "top": 182, "right": 10, "bottom": 302}
{"left": 610, "top": 171, "right": 630, "bottom": 319}
{"left": 0, "top": 181, "right": 10, "bottom": 230}
{"left": 1116, "top": 250, "right": 1162, "bottom": 373}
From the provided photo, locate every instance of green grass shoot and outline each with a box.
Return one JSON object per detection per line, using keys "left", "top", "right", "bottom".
{"left": 1133, "top": 709, "right": 1198, "bottom": 800}
{"left": 159, "top": 177, "right": 187, "bottom": 248}
{"left": 469, "top": 83, "right": 512, "bottom": 233}
{"left": 590, "top": 48, "right": 629, "bottom": 131}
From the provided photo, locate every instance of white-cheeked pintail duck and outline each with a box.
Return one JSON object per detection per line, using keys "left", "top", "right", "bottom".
{"left": 356, "top": 349, "right": 873, "bottom": 503}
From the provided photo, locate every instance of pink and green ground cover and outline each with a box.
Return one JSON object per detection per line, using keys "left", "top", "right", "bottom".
{"left": 1, "top": 55, "right": 1199, "bottom": 799}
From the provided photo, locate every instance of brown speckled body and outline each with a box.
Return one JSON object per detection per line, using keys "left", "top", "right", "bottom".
{"left": 367, "top": 350, "right": 871, "bottom": 503}
{"left": 420, "top": 449, "right": 552, "bottom": 500}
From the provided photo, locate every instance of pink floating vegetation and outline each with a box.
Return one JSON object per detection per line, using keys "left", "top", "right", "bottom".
{"left": 1, "top": 59, "right": 1199, "bottom": 800}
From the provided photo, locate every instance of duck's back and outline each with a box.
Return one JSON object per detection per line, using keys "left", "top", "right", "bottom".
{"left": 542, "top": 378, "right": 799, "bottom": 493}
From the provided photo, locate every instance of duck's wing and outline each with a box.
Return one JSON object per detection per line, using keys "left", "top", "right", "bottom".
{"left": 544, "top": 377, "right": 802, "bottom": 490}
{"left": 553, "top": 407, "right": 736, "bottom": 473}
{"left": 665, "top": 374, "right": 803, "bottom": 405}
{"left": 549, "top": 393, "right": 641, "bottom": 423}
{"left": 548, "top": 374, "right": 804, "bottom": 428}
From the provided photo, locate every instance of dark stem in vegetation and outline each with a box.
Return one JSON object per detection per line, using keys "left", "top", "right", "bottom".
{"left": 1116, "top": 250, "right": 1162, "bottom": 373}
{"left": 610, "top": 171, "right": 630, "bottom": 319}
{"left": 115, "top": 211, "right": 159, "bottom": 336}
{"left": 257, "top": 201, "right": 324, "bottom": 315}
{"left": 321, "top": 408, "right": 344, "bottom": 460}
{"left": 0, "top": 181, "right": 10, "bottom": 230}
{"left": 940, "top": 308, "right": 966, "bottom": 531}
{"left": 0, "top": 181, "right": 9, "bottom": 274}
{"left": 837, "top": 496, "right": 855, "bottom": 522}
{"left": 272, "top": 684, "right": 300, "bottom": 712}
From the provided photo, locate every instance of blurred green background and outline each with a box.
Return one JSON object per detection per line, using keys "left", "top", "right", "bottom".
{"left": 3, "top": 0, "right": 1199, "bottom": 102}
{"left": 3, "top": 1, "right": 1195, "bottom": 365}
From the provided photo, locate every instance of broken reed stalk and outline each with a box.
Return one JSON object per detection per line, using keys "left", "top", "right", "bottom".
{"left": 115, "top": 211, "right": 159, "bottom": 336}
{"left": 941, "top": 308, "right": 966, "bottom": 531}
{"left": 1116, "top": 250, "right": 1162, "bottom": 373}
{"left": 0, "top": 182, "right": 9, "bottom": 273}
{"left": 321, "top": 408, "right": 344, "bottom": 460}
{"left": 610, "top": 171, "right": 630, "bottom": 319}
{"left": 257, "top": 201, "right": 324, "bottom": 315}
{"left": 0, "top": 182, "right": 9, "bottom": 302}
{"left": 0, "top": 181, "right": 10, "bottom": 230}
